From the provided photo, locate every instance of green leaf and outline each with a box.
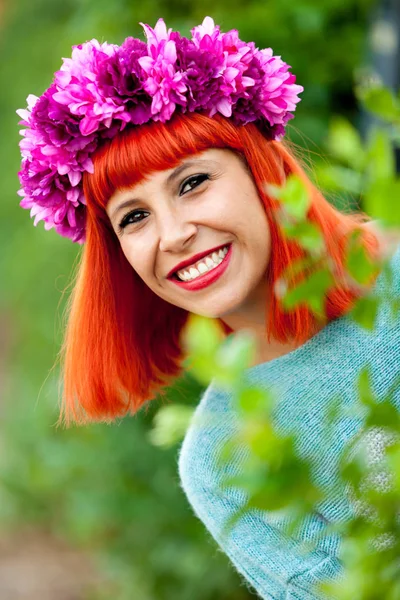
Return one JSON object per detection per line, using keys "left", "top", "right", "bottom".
{"left": 349, "top": 295, "right": 379, "bottom": 331}
{"left": 181, "top": 316, "right": 228, "bottom": 384}
{"left": 358, "top": 86, "right": 400, "bottom": 123}
{"left": 187, "top": 355, "right": 218, "bottom": 386}
{"left": 148, "top": 405, "right": 194, "bottom": 448}
{"left": 364, "top": 398, "right": 400, "bottom": 430}
{"left": 182, "top": 314, "right": 222, "bottom": 357}
{"left": 281, "top": 220, "right": 325, "bottom": 254}
{"left": 386, "top": 443, "right": 400, "bottom": 493}
{"left": 242, "top": 458, "right": 321, "bottom": 513}
{"left": 278, "top": 256, "right": 319, "bottom": 285}
{"left": 248, "top": 481, "right": 299, "bottom": 512}
{"left": 281, "top": 267, "right": 334, "bottom": 317}
{"left": 357, "top": 367, "right": 376, "bottom": 408}
{"left": 389, "top": 297, "right": 400, "bottom": 323}
{"left": 363, "top": 179, "right": 400, "bottom": 227}
{"left": 241, "top": 419, "right": 277, "bottom": 460}
{"left": 327, "top": 116, "right": 365, "bottom": 170}
{"left": 271, "top": 174, "right": 311, "bottom": 220}
{"left": 237, "top": 386, "right": 273, "bottom": 416}
{"left": 215, "top": 330, "right": 256, "bottom": 377}
{"left": 315, "top": 164, "right": 363, "bottom": 194}
{"left": 345, "top": 233, "right": 380, "bottom": 285}
{"left": 339, "top": 451, "right": 366, "bottom": 489}
{"left": 367, "top": 128, "right": 395, "bottom": 183}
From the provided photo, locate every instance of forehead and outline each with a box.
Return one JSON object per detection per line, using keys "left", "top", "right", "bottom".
{"left": 106, "top": 148, "right": 235, "bottom": 212}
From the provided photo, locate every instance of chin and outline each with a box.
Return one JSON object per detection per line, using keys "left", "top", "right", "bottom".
{"left": 194, "top": 302, "right": 241, "bottom": 320}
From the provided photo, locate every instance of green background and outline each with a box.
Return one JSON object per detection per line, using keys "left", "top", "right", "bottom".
{"left": 0, "top": 1, "right": 377, "bottom": 597}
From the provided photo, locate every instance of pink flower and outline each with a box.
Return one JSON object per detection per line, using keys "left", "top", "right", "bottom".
{"left": 53, "top": 40, "right": 124, "bottom": 135}
{"left": 16, "top": 17, "right": 303, "bottom": 243}
{"left": 138, "top": 19, "right": 187, "bottom": 121}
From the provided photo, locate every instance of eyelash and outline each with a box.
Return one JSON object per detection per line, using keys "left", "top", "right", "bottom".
{"left": 118, "top": 173, "right": 210, "bottom": 231}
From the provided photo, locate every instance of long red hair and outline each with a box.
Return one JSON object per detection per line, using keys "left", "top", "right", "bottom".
{"left": 60, "top": 113, "right": 379, "bottom": 425}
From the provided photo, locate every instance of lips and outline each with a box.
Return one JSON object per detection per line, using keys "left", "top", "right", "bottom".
{"left": 167, "top": 243, "right": 231, "bottom": 279}
{"left": 169, "top": 242, "right": 233, "bottom": 291}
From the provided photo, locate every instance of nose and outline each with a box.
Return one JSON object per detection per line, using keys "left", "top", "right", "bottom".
{"left": 158, "top": 213, "right": 198, "bottom": 253}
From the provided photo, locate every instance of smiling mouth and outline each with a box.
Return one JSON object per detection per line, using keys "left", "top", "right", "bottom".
{"left": 170, "top": 244, "right": 231, "bottom": 282}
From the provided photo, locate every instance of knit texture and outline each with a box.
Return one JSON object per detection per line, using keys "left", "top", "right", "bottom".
{"left": 178, "top": 243, "right": 400, "bottom": 600}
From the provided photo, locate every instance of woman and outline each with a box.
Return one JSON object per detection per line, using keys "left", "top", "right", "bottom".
{"left": 17, "top": 17, "right": 400, "bottom": 599}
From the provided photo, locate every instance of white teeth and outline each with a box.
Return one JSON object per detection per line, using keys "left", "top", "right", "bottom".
{"left": 205, "top": 257, "right": 214, "bottom": 268}
{"left": 176, "top": 244, "right": 230, "bottom": 282}
{"left": 189, "top": 267, "right": 200, "bottom": 278}
{"left": 197, "top": 262, "right": 208, "bottom": 274}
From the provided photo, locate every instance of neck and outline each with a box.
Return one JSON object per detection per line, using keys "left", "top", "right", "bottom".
{"left": 219, "top": 283, "right": 312, "bottom": 367}
{"left": 221, "top": 314, "right": 324, "bottom": 367}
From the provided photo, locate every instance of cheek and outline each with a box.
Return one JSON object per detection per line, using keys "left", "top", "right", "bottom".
{"left": 120, "top": 240, "right": 135, "bottom": 269}
{"left": 208, "top": 185, "right": 248, "bottom": 222}
{"left": 120, "top": 240, "right": 147, "bottom": 277}
{"left": 243, "top": 191, "right": 271, "bottom": 254}
{"left": 120, "top": 239, "right": 160, "bottom": 289}
{"left": 232, "top": 185, "right": 269, "bottom": 230}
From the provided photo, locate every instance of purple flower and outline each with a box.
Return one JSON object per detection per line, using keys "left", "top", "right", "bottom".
{"left": 187, "top": 17, "right": 256, "bottom": 118}
{"left": 254, "top": 49, "right": 303, "bottom": 128}
{"left": 16, "top": 16, "right": 303, "bottom": 243}
{"left": 53, "top": 40, "right": 125, "bottom": 136}
{"left": 18, "top": 157, "right": 87, "bottom": 242}
{"left": 138, "top": 19, "right": 188, "bottom": 121}
{"left": 172, "top": 36, "right": 219, "bottom": 113}
{"left": 191, "top": 16, "right": 222, "bottom": 49}
{"left": 28, "top": 85, "right": 95, "bottom": 152}
{"left": 17, "top": 90, "right": 94, "bottom": 242}
{"left": 98, "top": 37, "right": 152, "bottom": 125}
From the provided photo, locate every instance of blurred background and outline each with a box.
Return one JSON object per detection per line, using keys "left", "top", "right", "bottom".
{"left": 1, "top": 1, "right": 399, "bottom": 598}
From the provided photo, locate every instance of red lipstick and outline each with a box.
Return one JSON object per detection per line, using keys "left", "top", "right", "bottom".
{"left": 169, "top": 243, "right": 232, "bottom": 291}
{"left": 167, "top": 243, "right": 230, "bottom": 279}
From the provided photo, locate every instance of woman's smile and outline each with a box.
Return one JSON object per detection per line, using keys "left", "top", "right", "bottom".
{"left": 169, "top": 242, "right": 233, "bottom": 291}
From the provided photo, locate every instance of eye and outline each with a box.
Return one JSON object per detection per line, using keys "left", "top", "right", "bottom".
{"left": 118, "top": 209, "right": 149, "bottom": 231}
{"left": 179, "top": 173, "right": 209, "bottom": 195}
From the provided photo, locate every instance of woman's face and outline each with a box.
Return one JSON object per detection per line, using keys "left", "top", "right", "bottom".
{"left": 106, "top": 148, "right": 271, "bottom": 319}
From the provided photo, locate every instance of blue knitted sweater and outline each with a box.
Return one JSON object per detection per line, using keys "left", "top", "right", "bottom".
{"left": 178, "top": 243, "right": 400, "bottom": 600}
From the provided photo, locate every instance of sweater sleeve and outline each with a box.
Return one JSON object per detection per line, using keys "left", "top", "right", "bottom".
{"left": 180, "top": 473, "right": 344, "bottom": 600}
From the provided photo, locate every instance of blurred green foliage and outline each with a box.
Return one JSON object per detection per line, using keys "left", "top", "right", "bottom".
{"left": 0, "top": 0, "right": 391, "bottom": 598}
{"left": 180, "top": 310, "right": 400, "bottom": 599}
{"left": 170, "top": 85, "right": 400, "bottom": 599}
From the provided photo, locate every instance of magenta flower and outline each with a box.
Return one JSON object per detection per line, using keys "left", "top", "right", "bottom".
{"left": 98, "top": 37, "right": 152, "bottom": 126}
{"left": 189, "top": 17, "right": 257, "bottom": 118}
{"left": 17, "top": 16, "right": 303, "bottom": 243}
{"left": 138, "top": 19, "right": 187, "bottom": 121}
{"left": 53, "top": 40, "right": 124, "bottom": 136}
{"left": 191, "top": 16, "right": 222, "bottom": 49}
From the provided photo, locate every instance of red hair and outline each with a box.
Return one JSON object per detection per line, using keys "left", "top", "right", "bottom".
{"left": 60, "top": 113, "right": 379, "bottom": 425}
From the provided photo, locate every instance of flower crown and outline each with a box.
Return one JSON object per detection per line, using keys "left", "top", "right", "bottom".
{"left": 17, "top": 17, "right": 303, "bottom": 243}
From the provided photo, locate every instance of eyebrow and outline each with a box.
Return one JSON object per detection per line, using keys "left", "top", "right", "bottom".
{"left": 110, "top": 159, "right": 214, "bottom": 221}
